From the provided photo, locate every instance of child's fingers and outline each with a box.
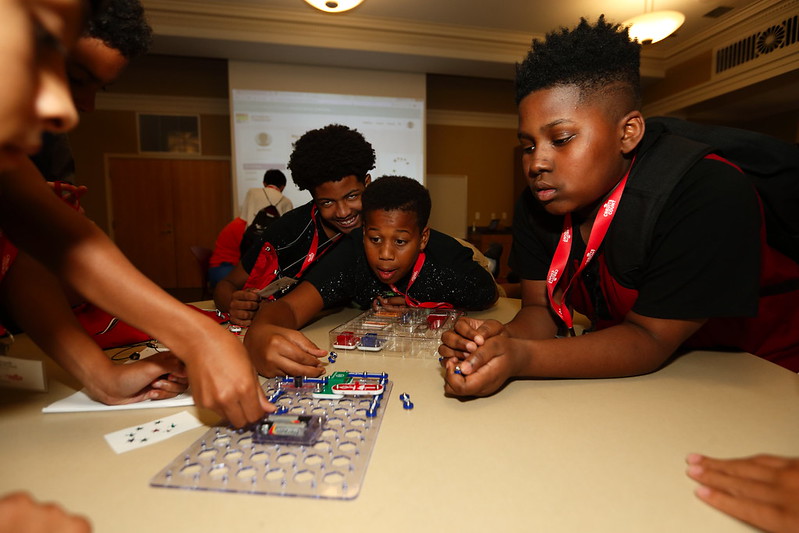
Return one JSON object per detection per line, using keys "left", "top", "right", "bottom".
{"left": 689, "top": 454, "right": 792, "bottom": 484}
{"left": 453, "top": 316, "right": 482, "bottom": 338}
{"left": 460, "top": 347, "right": 494, "bottom": 374}
{"left": 688, "top": 464, "right": 779, "bottom": 504}
{"left": 285, "top": 331, "right": 328, "bottom": 358}
{"left": 694, "top": 485, "right": 786, "bottom": 533}
{"left": 439, "top": 329, "right": 477, "bottom": 356}
{"left": 151, "top": 378, "right": 188, "bottom": 394}
{"left": 146, "top": 388, "right": 182, "bottom": 400}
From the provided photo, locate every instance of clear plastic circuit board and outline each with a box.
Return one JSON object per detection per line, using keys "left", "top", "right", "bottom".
{"left": 329, "top": 306, "right": 463, "bottom": 358}
{"left": 150, "top": 372, "right": 391, "bottom": 500}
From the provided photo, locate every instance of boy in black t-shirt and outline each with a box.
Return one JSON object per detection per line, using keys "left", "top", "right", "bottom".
{"left": 439, "top": 17, "right": 799, "bottom": 395}
{"left": 214, "top": 124, "right": 375, "bottom": 325}
{"left": 243, "top": 176, "right": 498, "bottom": 378}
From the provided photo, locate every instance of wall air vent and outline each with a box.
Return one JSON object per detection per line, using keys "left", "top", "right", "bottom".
{"left": 714, "top": 14, "right": 798, "bottom": 73}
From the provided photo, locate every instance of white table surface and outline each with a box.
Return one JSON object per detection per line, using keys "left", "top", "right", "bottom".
{"left": 2, "top": 297, "right": 797, "bottom": 532}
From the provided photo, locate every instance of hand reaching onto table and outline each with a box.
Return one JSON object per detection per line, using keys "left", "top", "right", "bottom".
{"left": 228, "top": 288, "right": 261, "bottom": 326}
{"left": 0, "top": 492, "right": 91, "bottom": 533}
{"left": 687, "top": 453, "right": 799, "bottom": 533}
{"left": 244, "top": 324, "right": 328, "bottom": 378}
{"left": 86, "top": 351, "right": 188, "bottom": 405}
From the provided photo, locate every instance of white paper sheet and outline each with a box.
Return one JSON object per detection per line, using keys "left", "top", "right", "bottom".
{"left": 43, "top": 389, "right": 194, "bottom": 413}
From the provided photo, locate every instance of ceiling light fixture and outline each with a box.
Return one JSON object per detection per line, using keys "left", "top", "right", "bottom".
{"left": 303, "top": 0, "right": 364, "bottom": 13}
{"left": 623, "top": 1, "right": 685, "bottom": 44}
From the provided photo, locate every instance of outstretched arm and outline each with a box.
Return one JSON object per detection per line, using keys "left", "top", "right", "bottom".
{"left": 441, "top": 279, "right": 705, "bottom": 396}
{"left": 213, "top": 263, "right": 260, "bottom": 325}
{"left": 0, "top": 160, "right": 271, "bottom": 426}
{"left": 243, "top": 281, "right": 329, "bottom": 377}
{"left": 0, "top": 252, "right": 187, "bottom": 404}
{"left": 687, "top": 453, "right": 799, "bottom": 533}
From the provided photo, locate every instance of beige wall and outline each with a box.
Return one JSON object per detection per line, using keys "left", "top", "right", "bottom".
{"left": 426, "top": 124, "right": 518, "bottom": 226}
{"left": 68, "top": 54, "right": 798, "bottom": 237}
{"left": 426, "top": 74, "right": 519, "bottom": 227}
{"left": 69, "top": 59, "right": 522, "bottom": 235}
{"left": 67, "top": 56, "right": 230, "bottom": 232}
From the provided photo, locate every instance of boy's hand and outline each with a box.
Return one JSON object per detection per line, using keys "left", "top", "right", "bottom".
{"left": 0, "top": 492, "right": 91, "bottom": 533}
{"left": 371, "top": 295, "right": 406, "bottom": 311}
{"left": 687, "top": 453, "right": 799, "bottom": 533}
{"left": 181, "top": 329, "right": 274, "bottom": 428}
{"left": 439, "top": 317, "right": 505, "bottom": 360}
{"left": 228, "top": 289, "right": 261, "bottom": 326}
{"left": 85, "top": 351, "right": 188, "bottom": 405}
{"left": 441, "top": 335, "right": 520, "bottom": 397}
{"left": 245, "top": 325, "right": 328, "bottom": 378}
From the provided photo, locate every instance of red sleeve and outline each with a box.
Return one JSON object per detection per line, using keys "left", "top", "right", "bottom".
{"left": 210, "top": 218, "right": 246, "bottom": 267}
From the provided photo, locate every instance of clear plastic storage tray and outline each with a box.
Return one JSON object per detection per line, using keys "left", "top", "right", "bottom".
{"left": 328, "top": 306, "right": 463, "bottom": 358}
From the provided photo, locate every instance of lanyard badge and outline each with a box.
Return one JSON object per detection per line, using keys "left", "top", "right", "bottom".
{"left": 389, "top": 252, "right": 453, "bottom": 309}
{"left": 546, "top": 161, "right": 634, "bottom": 335}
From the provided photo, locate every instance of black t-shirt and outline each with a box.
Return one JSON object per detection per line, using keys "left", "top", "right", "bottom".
{"left": 240, "top": 201, "right": 342, "bottom": 279}
{"left": 303, "top": 228, "right": 497, "bottom": 310}
{"left": 510, "top": 147, "right": 761, "bottom": 320}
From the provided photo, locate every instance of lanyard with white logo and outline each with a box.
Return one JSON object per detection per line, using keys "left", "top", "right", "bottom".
{"left": 298, "top": 204, "right": 342, "bottom": 278}
{"left": 546, "top": 161, "right": 634, "bottom": 335}
{"left": 389, "top": 252, "right": 453, "bottom": 309}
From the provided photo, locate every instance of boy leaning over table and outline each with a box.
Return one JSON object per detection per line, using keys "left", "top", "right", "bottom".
{"left": 437, "top": 16, "right": 799, "bottom": 533}
{"left": 243, "top": 175, "right": 498, "bottom": 378}
{"left": 214, "top": 124, "right": 375, "bottom": 326}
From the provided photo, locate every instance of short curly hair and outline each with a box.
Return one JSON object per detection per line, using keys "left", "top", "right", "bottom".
{"left": 515, "top": 16, "right": 641, "bottom": 112}
{"left": 86, "top": 0, "right": 152, "bottom": 60}
{"left": 288, "top": 124, "right": 376, "bottom": 192}
{"left": 362, "top": 176, "right": 431, "bottom": 230}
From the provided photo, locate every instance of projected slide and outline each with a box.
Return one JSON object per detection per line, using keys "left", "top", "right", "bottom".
{"left": 231, "top": 89, "right": 425, "bottom": 209}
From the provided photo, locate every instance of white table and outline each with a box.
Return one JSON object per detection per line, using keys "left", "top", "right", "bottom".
{"left": 2, "top": 298, "right": 797, "bottom": 532}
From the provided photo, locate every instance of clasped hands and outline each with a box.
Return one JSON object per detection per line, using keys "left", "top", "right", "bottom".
{"left": 438, "top": 317, "right": 523, "bottom": 397}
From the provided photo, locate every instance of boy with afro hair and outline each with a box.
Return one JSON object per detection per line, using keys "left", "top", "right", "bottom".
{"left": 440, "top": 16, "right": 799, "bottom": 393}
{"left": 243, "top": 176, "right": 498, "bottom": 378}
{"left": 214, "top": 124, "right": 376, "bottom": 325}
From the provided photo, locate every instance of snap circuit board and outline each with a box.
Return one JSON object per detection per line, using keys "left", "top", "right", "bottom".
{"left": 150, "top": 372, "right": 391, "bottom": 500}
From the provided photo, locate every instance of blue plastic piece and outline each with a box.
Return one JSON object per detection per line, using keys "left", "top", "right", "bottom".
{"left": 399, "top": 392, "right": 413, "bottom": 410}
{"left": 267, "top": 389, "right": 285, "bottom": 403}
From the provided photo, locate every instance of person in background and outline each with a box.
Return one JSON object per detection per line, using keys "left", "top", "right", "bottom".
{"left": 208, "top": 216, "right": 246, "bottom": 287}
{"left": 240, "top": 169, "right": 294, "bottom": 225}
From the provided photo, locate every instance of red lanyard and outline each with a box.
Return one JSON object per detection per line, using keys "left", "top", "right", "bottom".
{"left": 546, "top": 161, "right": 634, "bottom": 335}
{"left": 389, "top": 252, "right": 453, "bottom": 309}
{"left": 297, "top": 205, "right": 341, "bottom": 278}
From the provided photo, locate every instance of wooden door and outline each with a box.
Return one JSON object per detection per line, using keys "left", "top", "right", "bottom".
{"left": 109, "top": 157, "right": 232, "bottom": 288}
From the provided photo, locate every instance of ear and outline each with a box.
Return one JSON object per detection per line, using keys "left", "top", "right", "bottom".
{"left": 419, "top": 226, "right": 430, "bottom": 251}
{"left": 363, "top": 174, "right": 372, "bottom": 187}
{"left": 619, "top": 111, "right": 645, "bottom": 155}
